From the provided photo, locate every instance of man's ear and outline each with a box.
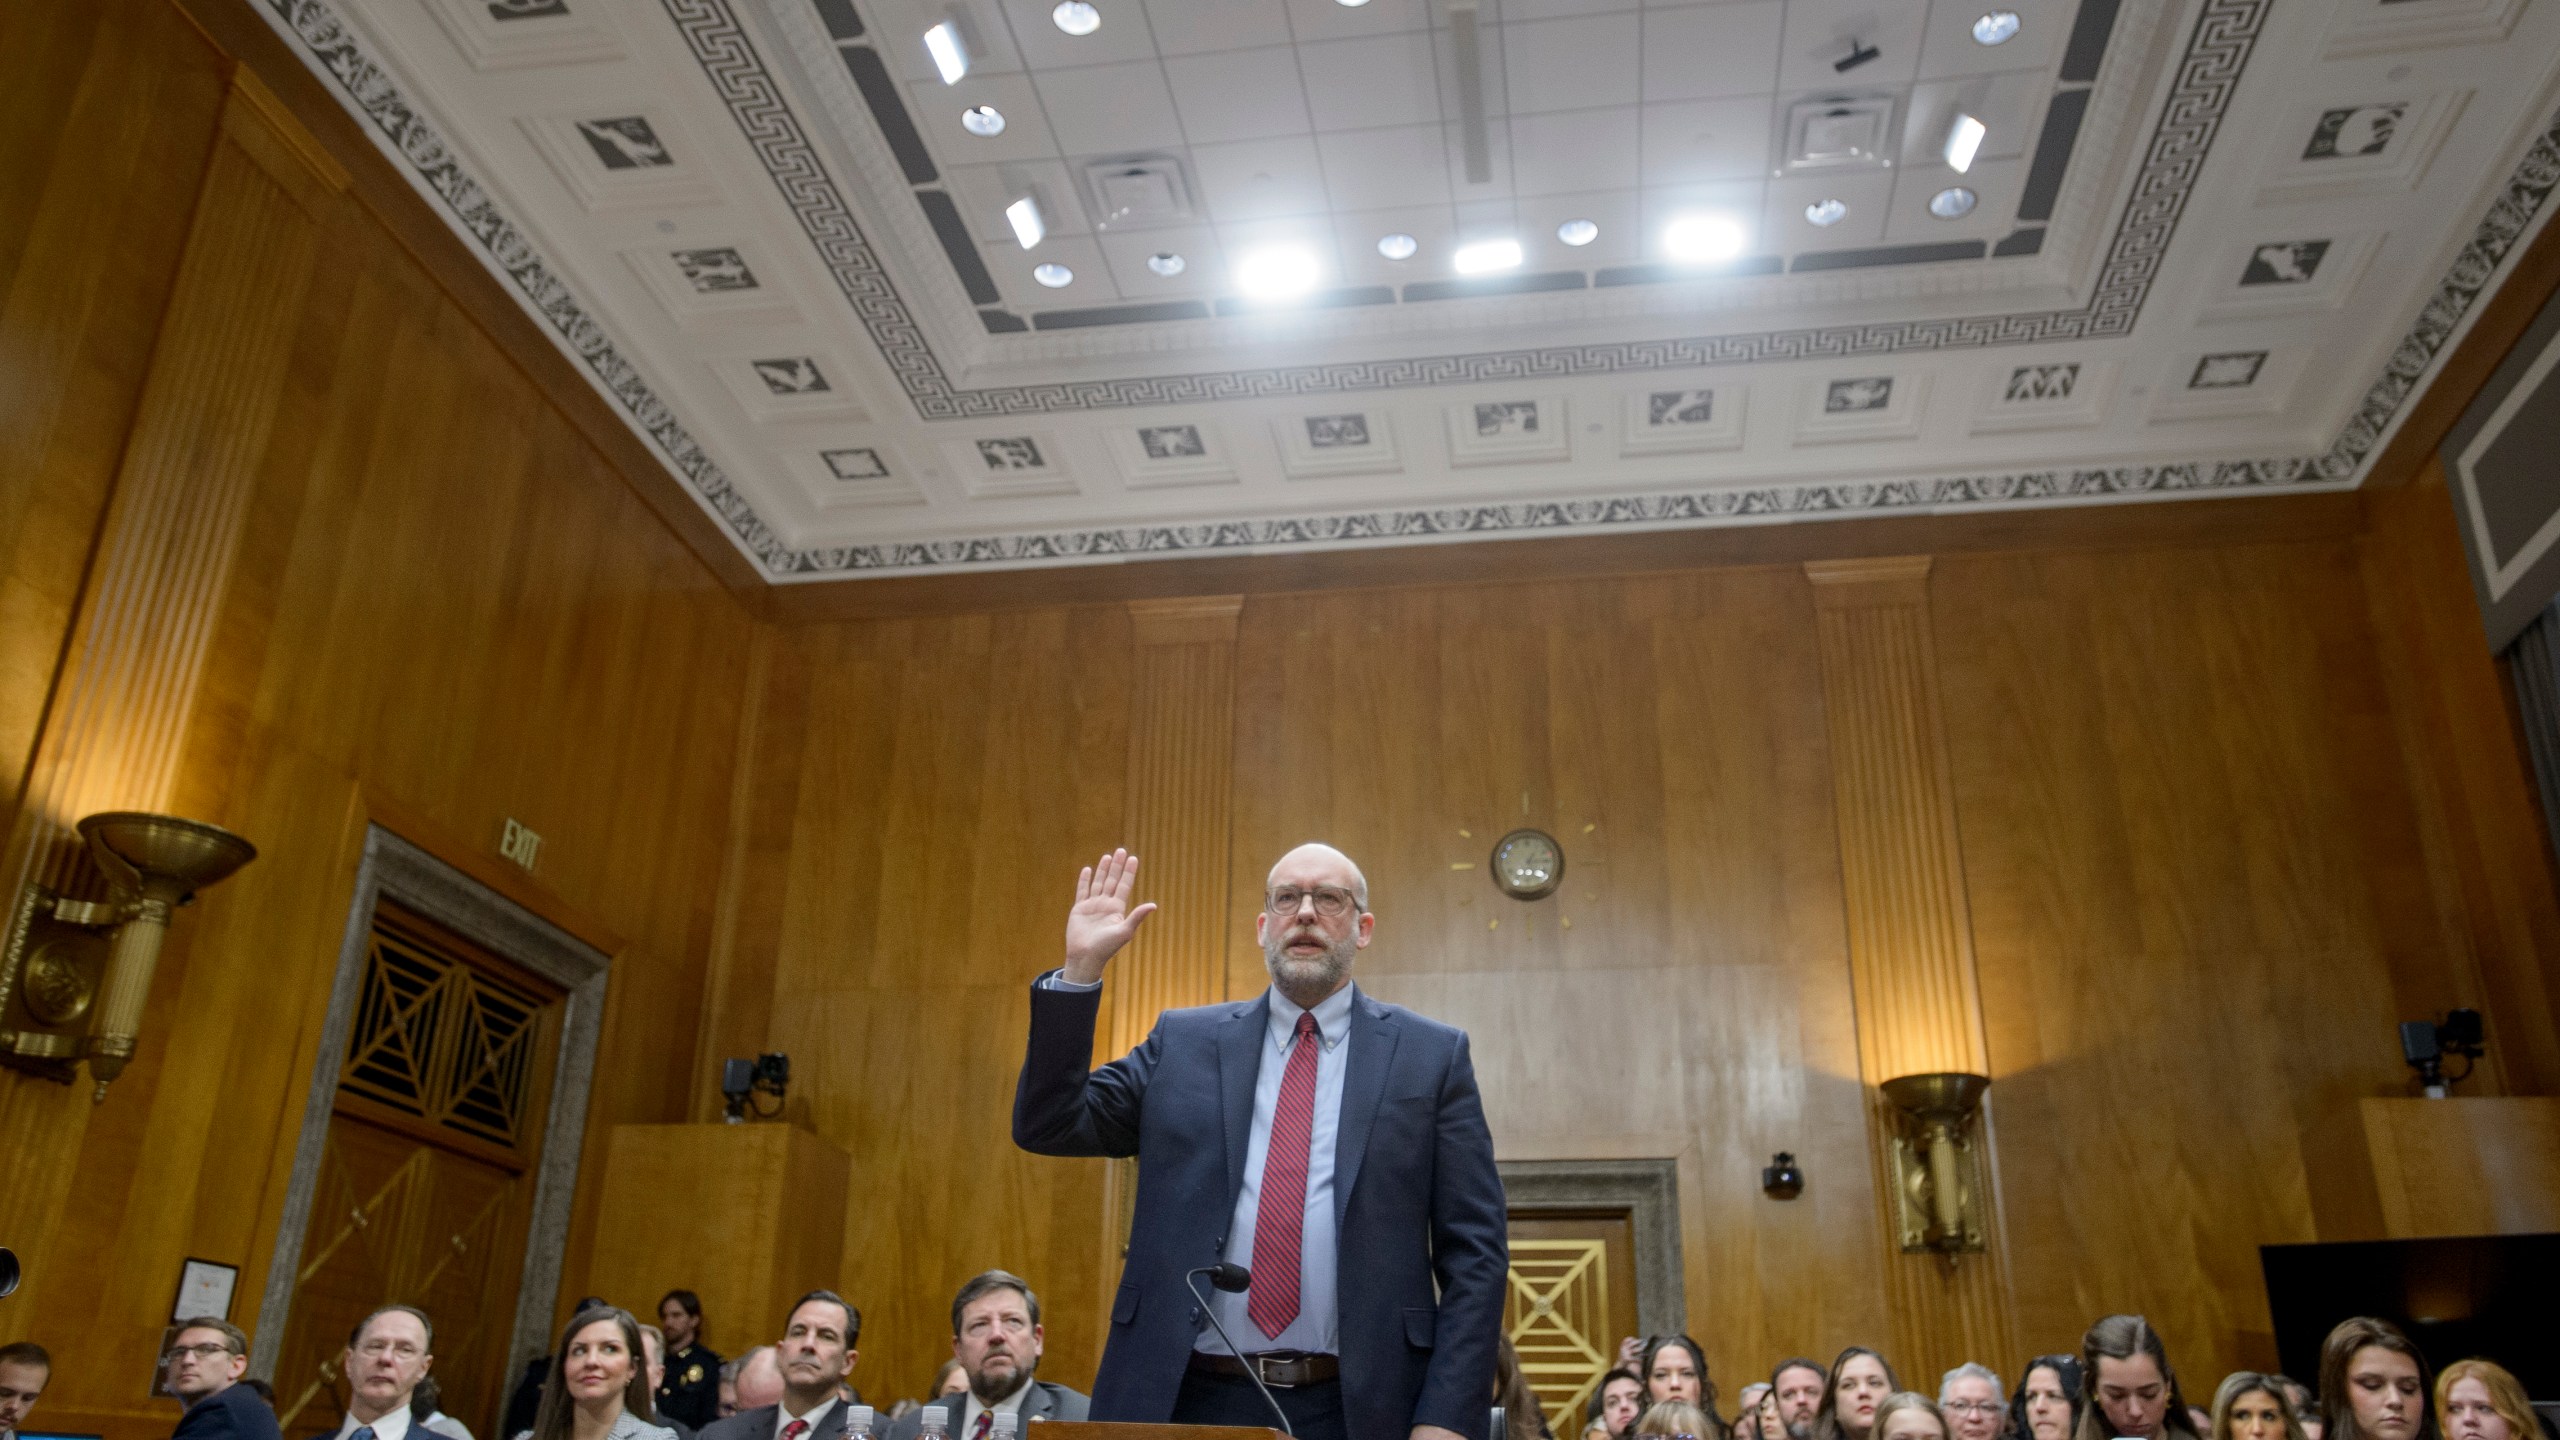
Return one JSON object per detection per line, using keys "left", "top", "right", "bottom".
{"left": 841, "top": 1350, "right": 858, "bottom": 1379}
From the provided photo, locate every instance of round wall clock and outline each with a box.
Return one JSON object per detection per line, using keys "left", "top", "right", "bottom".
{"left": 1489, "top": 828, "right": 1565, "bottom": 900}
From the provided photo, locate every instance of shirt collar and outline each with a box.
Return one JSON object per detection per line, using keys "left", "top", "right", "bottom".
{"left": 779, "top": 1397, "right": 838, "bottom": 1434}
{"left": 1267, "top": 982, "right": 1355, "bottom": 1052}
{"left": 340, "top": 1407, "right": 414, "bottom": 1440}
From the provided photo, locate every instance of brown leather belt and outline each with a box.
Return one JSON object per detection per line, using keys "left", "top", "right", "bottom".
{"left": 1189, "top": 1350, "right": 1339, "bottom": 1388}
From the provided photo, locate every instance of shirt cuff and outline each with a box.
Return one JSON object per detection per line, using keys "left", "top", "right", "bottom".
{"left": 1039, "top": 968, "right": 1104, "bottom": 992}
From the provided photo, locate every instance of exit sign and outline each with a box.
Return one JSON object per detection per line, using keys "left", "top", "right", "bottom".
{"left": 499, "top": 818, "right": 543, "bottom": 871}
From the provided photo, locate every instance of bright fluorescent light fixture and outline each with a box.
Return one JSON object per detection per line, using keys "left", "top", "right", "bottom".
{"left": 1236, "top": 245, "right": 1321, "bottom": 299}
{"left": 1557, "top": 218, "right": 1599, "bottom": 246}
{"left": 1454, "top": 238, "right": 1523, "bottom": 275}
{"left": 924, "top": 21, "right": 968, "bottom": 83}
{"left": 1005, "top": 197, "right": 1046, "bottom": 249}
{"left": 1052, "top": 1, "right": 1100, "bottom": 34}
{"left": 1972, "top": 10, "right": 2021, "bottom": 44}
{"left": 1377, "top": 233, "right": 1418, "bottom": 261}
{"left": 1943, "top": 113, "right": 1987, "bottom": 173}
{"left": 1663, "top": 213, "right": 1747, "bottom": 264}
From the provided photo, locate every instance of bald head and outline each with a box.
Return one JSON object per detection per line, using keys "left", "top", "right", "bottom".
{"left": 1258, "top": 843, "right": 1374, "bottom": 1008}
{"left": 1267, "top": 843, "right": 1368, "bottom": 908}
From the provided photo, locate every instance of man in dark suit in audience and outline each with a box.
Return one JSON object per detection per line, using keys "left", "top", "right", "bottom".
{"left": 165, "top": 1319, "right": 281, "bottom": 1440}
{"left": 884, "top": 1272, "right": 1087, "bottom": 1440}
{"left": 699, "top": 1294, "right": 860, "bottom": 1440}
{"left": 331, "top": 1307, "right": 465, "bottom": 1440}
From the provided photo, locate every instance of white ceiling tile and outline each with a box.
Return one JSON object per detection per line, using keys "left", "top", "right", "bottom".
{"left": 1443, "top": 118, "right": 1516, "bottom": 203}
{"left": 947, "top": 159, "right": 1092, "bottom": 243}
{"left": 979, "top": 232, "right": 1117, "bottom": 307}
{"left": 906, "top": 73, "right": 1063, "bottom": 164}
{"left": 998, "top": 0, "right": 1160, "bottom": 69}
{"left": 1317, "top": 125, "right": 1453, "bottom": 211}
{"left": 1882, "top": 155, "right": 2023, "bottom": 244}
{"left": 1762, "top": 171, "right": 1895, "bottom": 248}
{"left": 1503, "top": 14, "right": 1642, "bottom": 114}
{"left": 1165, "top": 47, "right": 1313, "bottom": 145}
{"left": 1191, "top": 135, "right": 1332, "bottom": 221}
{"left": 1094, "top": 224, "right": 1228, "bottom": 296}
{"left": 1916, "top": 0, "right": 2070, "bottom": 80}
{"left": 1902, "top": 72, "right": 2048, "bottom": 167}
{"left": 1301, "top": 33, "right": 1447, "bottom": 133}
{"left": 1508, "top": 107, "right": 1642, "bottom": 198}
{"left": 1436, "top": 20, "right": 1509, "bottom": 118}
{"left": 1640, "top": 3, "right": 1784, "bottom": 101}
{"left": 1331, "top": 205, "right": 1460, "bottom": 285}
{"left": 1501, "top": 0, "right": 1642, "bottom": 19}
{"left": 1142, "top": 0, "right": 1292, "bottom": 56}
{"left": 1283, "top": 0, "right": 1435, "bottom": 44}
{"left": 1776, "top": 0, "right": 1925, "bottom": 90}
{"left": 1512, "top": 189, "right": 1646, "bottom": 268}
{"left": 1641, "top": 97, "right": 1772, "bottom": 186}
{"left": 1033, "top": 61, "right": 1188, "bottom": 153}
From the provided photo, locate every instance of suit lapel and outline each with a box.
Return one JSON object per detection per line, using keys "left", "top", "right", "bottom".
{"left": 1332, "top": 988, "right": 1400, "bottom": 1230}
{"left": 1021, "top": 1386, "right": 1053, "bottom": 1424}
{"left": 1218, "top": 994, "right": 1268, "bottom": 1209}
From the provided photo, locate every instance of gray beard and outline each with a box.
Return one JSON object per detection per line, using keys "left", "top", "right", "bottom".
{"left": 1263, "top": 926, "right": 1354, "bottom": 1008}
{"left": 1789, "top": 1422, "right": 1814, "bottom": 1439}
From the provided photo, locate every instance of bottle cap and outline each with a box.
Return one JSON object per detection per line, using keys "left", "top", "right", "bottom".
{"left": 922, "top": 1406, "right": 948, "bottom": 1434}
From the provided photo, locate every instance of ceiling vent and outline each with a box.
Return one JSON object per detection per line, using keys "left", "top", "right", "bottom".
{"left": 1083, "top": 155, "right": 1196, "bottom": 229}
{"left": 1783, "top": 96, "right": 1897, "bottom": 171}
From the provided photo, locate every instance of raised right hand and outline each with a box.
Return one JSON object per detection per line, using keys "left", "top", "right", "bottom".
{"left": 1062, "top": 848, "right": 1158, "bottom": 983}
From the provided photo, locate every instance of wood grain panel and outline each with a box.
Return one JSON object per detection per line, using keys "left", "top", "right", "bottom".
{"left": 2356, "top": 1097, "right": 2560, "bottom": 1238}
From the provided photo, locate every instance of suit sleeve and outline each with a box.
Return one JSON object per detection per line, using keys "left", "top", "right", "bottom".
{"left": 1411, "top": 1030, "right": 1510, "bottom": 1440}
{"left": 1011, "top": 973, "right": 1160, "bottom": 1158}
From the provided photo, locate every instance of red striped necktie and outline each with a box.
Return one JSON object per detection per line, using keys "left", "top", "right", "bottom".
{"left": 1247, "top": 1010, "right": 1322, "bottom": 1338}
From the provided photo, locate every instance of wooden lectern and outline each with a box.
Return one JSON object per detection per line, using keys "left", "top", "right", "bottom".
{"left": 1027, "top": 1427, "right": 1282, "bottom": 1440}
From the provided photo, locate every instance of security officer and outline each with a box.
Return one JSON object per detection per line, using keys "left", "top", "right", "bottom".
{"left": 657, "top": 1290, "right": 725, "bottom": 1430}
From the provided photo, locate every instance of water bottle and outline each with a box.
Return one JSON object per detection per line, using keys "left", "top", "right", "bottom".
{"left": 991, "top": 1417, "right": 1020, "bottom": 1440}
{"left": 844, "top": 1408, "right": 875, "bottom": 1440}
{"left": 919, "top": 1407, "right": 949, "bottom": 1440}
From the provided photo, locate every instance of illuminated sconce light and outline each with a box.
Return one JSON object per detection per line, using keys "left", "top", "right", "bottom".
{"left": 1, "top": 813, "right": 258, "bottom": 1100}
{"left": 1880, "top": 1071, "right": 1992, "bottom": 1264}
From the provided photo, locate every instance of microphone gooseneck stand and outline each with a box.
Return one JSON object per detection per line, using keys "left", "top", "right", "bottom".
{"left": 1185, "top": 1262, "right": 1296, "bottom": 1437}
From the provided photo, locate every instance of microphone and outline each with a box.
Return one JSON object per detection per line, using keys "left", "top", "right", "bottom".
{"left": 1185, "top": 1264, "right": 1294, "bottom": 1437}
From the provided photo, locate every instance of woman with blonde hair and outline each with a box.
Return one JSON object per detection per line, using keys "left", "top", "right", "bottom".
{"left": 1872, "top": 1394, "right": 1950, "bottom": 1440}
{"left": 2210, "top": 1373, "right": 2307, "bottom": 1440}
{"left": 2432, "top": 1359, "right": 2535, "bottom": 1440}
{"left": 1640, "top": 1402, "right": 1714, "bottom": 1439}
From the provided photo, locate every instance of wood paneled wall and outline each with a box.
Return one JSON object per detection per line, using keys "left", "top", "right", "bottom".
{"left": 0, "top": 5, "right": 754, "bottom": 1435}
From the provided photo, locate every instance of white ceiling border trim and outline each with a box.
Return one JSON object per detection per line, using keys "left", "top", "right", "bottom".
{"left": 248, "top": 0, "right": 2559, "bottom": 581}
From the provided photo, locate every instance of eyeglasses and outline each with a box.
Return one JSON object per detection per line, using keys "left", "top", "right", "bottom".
{"left": 167, "top": 1343, "right": 234, "bottom": 1361}
{"left": 1947, "top": 1404, "right": 2006, "bottom": 1417}
{"left": 1266, "top": 885, "right": 1362, "bottom": 918}
{"left": 357, "top": 1340, "right": 425, "bottom": 1359}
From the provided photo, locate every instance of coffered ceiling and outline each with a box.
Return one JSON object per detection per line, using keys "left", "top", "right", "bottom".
{"left": 256, "top": 0, "right": 2560, "bottom": 582}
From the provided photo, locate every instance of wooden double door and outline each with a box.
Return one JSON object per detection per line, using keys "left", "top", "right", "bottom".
{"left": 270, "top": 902, "right": 565, "bottom": 1440}
{"left": 1505, "top": 1209, "right": 1643, "bottom": 1437}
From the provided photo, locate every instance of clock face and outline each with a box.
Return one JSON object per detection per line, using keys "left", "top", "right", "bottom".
{"left": 1490, "top": 828, "right": 1564, "bottom": 900}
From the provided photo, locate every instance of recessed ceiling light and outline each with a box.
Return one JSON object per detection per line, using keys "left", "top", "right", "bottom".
{"left": 1556, "top": 218, "right": 1599, "bottom": 246}
{"left": 1146, "top": 252, "right": 1186, "bottom": 277}
{"left": 1454, "top": 238, "right": 1523, "bottom": 275}
{"left": 1052, "top": 1, "right": 1101, "bottom": 34}
{"left": 1929, "top": 186, "right": 1978, "bottom": 219}
{"left": 1337, "top": 0, "right": 1373, "bottom": 7}
{"left": 1237, "top": 246, "right": 1321, "bottom": 299}
{"left": 1663, "top": 213, "right": 1748, "bottom": 263}
{"left": 1943, "top": 113, "right": 1987, "bottom": 173}
{"left": 923, "top": 22, "right": 968, "bottom": 84}
{"left": 1377, "top": 233, "right": 1419, "bottom": 261}
{"left": 1033, "top": 263, "right": 1074, "bottom": 287}
{"left": 960, "top": 105, "right": 1006, "bottom": 136}
{"left": 1972, "top": 10, "right": 2021, "bottom": 44}
{"left": 1005, "top": 197, "right": 1046, "bottom": 249}
{"left": 1804, "top": 198, "right": 1848, "bottom": 227}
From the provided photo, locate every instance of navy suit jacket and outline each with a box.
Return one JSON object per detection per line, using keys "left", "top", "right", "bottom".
{"left": 172, "top": 1385, "right": 282, "bottom": 1440}
{"left": 1013, "top": 979, "right": 1508, "bottom": 1440}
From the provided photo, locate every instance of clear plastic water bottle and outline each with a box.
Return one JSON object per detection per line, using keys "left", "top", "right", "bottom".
{"left": 843, "top": 1408, "right": 875, "bottom": 1440}
{"left": 918, "top": 1407, "right": 949, "bottom": 1440}
{"left": 990, "top": 1416, "right": 1020, "bottom": 1440}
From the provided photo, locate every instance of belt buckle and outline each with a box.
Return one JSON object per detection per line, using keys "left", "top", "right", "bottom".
{"left": 1251, "top": 1352, "right": 1303, "bottom": 1389}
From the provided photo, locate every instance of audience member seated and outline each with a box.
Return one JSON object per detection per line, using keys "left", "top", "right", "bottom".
{"left": 1817, "top": 1347, "right": 1899, "bottom": 1440}
{"left": 2318, "top": 1319, "right": 2434, "bottom": 1440}
{"left": 2273, "top": 1379, "right": 2320, "bottom": 1440}
{"left": 1589, "top": 1368, "right": 1647, "bottom": 1440}
{"left": 2212, "top": 1372, "right": 2306, "bottom": 1440}
{"left": 637, "top": 1327, "right": 695, "bottom": 1440}
{"left": 885, "top": 1272, "right": 1086, "bottom": 1440}
{"left": 1639, "top": 1402, "right": 1713, "bottom": 1440}
{"left": 1733, "top": 1384, "right": 1773, "bottom": 1440}
{"left": 1939, "top": 1366, "right": 2004, "bottom": 1440}
{"left": 2012, "top": 1357, "right": 2080, "bottom": 1440}
{"left": 929, "top": 1361, "right": 967, "bottom": 1405}
{"left": 1773, "top": 1360, "right": 1828, "bottom": 1440}
{"left": 166, "top": 1318, "right": 282, "bottom": 1440}
{"left": 2076, "top": 1316, "right": 2200, "bottom": 1440}
{"left": 701, "top": 1293, "right": 860, "bottom": 1440}
{"left": 1641, "top": 1337, "right": 1727, "bottom": 1440}
{"left": 730, "top": 1350, "right": 783, "bottom": 1416}
{"left": 413, "top": 1377, "right": 477, "bottom": 1440}
{"left": 657, "top": 1294, "right": 723, "bottom": 1433}
{"left": 0, "top": 1342, "right": 49, "bottom": 1440}
{"left": 337, "top": 1307, "right": 459, "bottom": 1440}
{"left": 526, "top": 1307, "right": 675, "bottom": 1440}
{"left": 511, "top": 1298, "right": 611, "bottom": 1440}
{"left": 1874, "top": 1395, "right": 1948, "bottom": 1440}
{"left": 2434, "top": 1360, "right": 2535, "bottom": 1440}
{"left": 1495, "top": 1335, "right": 1554, "bottom": 1440}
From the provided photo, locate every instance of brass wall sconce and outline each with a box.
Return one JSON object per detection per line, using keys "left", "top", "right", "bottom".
{"left": 1881, "top": 1071, "right": 1991, "bottom": 1262}
{"left": 1, "top": 812, "right": 257, "bottom": 1100}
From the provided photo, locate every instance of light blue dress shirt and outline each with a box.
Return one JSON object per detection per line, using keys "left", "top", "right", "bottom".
{"left": 1039, "top": 970, "right": 1351, "bottom": 1356}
